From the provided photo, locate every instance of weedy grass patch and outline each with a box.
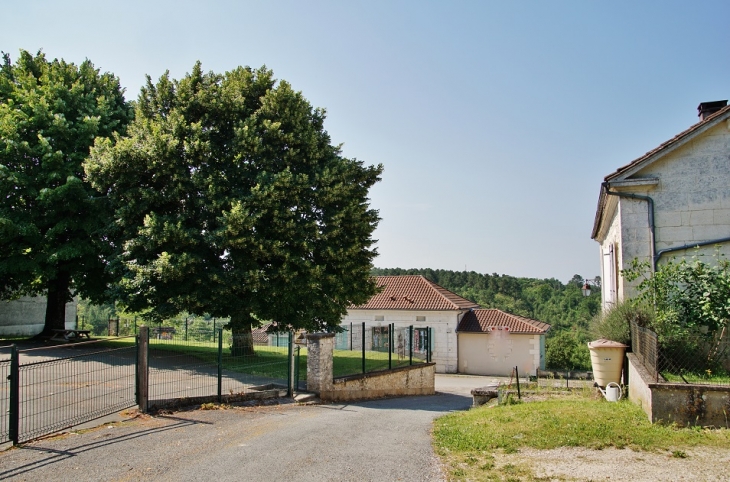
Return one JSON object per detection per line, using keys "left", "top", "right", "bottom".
{"left": 433, "top": 391, "right": 730, "bottom": 481}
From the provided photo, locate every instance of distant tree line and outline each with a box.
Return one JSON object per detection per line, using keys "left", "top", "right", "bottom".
{"left": 371, "top": 268, "right": 601, "bottom": 370}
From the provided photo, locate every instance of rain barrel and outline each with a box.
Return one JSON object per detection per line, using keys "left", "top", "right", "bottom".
{"left": 588, "top": 339, "right": 628, "bottom": 387}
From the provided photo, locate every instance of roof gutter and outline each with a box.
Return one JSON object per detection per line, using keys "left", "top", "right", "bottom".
{"left": 602, "top": 182, "right": 657, "bottom": 272}
{"left": 603, "top": 182, "right": 730, "bottom": 270}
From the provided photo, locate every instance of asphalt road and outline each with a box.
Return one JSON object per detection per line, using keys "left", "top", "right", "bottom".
{"left": 0, "top": 374, "right": 499, "bottom": 481}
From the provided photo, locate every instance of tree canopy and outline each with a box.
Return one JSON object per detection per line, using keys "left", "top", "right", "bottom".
{"left": 0, "top": 50, "right": 132, "bottom": 334}
{"left": 87, "top": 62, "right": 382, "bottom": 350}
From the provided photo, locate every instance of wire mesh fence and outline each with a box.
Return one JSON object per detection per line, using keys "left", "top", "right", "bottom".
{"left": 13, "top": 340, "right": 137, "bottom": 443}
{"left": 630, "top": 321, "right": 730, "bottom": 386}
{"left": 333, "top": 323, "right": 432, "bottom": 377}
{"left": 0, "top": 356, "right": 10, "bottom": 444}
{"left": 146, "top": 328, "right": 296, "bottom": 403}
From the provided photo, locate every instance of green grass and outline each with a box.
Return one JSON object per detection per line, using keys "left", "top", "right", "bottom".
{"left": 662, "top": 370, "right": 730, "bottom": 385}
{"left": 433, "top": 391, "right": 730, "bottom": 481}
{"left": 92, "top": 337, "right": 422, "bottom": 380}
{"left": 332, "top": 348, "right": 425, "bottom": 377}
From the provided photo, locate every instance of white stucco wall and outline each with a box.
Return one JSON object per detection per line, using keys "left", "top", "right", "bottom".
{"left": 457, "top": 332, "right": 544, "bottom": 376}
{"left": 342, "top": 309, "right": 463, "bottom": 373}
{"left": 0, "top": 296, "right": 78, "bottom": 337}
{"left": 596, "top": 121, "right": 730, "bottom": 309}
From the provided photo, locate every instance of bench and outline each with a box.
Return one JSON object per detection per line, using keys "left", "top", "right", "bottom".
{"left": 50, "top": 329, "right": 92, "bottom": 342}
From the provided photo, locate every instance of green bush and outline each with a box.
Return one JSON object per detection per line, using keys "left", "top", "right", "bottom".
{"left": 591, "top": 299, "right": 654, "bottom": 346}
{"left": 545, "top": 330, "right": 591, "bottom": 370}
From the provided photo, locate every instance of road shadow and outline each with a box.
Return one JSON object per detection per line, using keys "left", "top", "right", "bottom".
{"left": 0, "top": 417, "right": 198, "bottom": 480}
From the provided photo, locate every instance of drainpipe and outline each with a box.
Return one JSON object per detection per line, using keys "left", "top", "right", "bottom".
{"left": 602, "top": 182, "right": 657, "bottom": 272}
{"left": 603, "top": 181, "right": 730, "bottom": 270}
{"left": 654, "top": 236, "right": 730, "bottom": 263}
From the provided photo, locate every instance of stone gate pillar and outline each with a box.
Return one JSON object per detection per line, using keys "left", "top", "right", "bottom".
{"left": 306, "top": 333, "right": 334, "bottom": 396}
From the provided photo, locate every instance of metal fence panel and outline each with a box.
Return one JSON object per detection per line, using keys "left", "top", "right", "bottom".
{"left": 0, "top": 356, "right": 9, "bottom": 444}
{"left": 147, "top": 328, "right": 293, "bottom": 403}
{"left": 630, "top": 321, "right": 730, "bottom": 386}
{"left": 333, "top": 324, "right": 431, "bottom": 378}
{"left": 17, "top": 342, "right": 136, "bottom": 443}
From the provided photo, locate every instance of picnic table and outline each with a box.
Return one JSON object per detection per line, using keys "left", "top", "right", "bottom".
{"left": 50, "top": 329, "right": 92, "bottom": 342}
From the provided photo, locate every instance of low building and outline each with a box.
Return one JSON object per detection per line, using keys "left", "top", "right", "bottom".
{"left": 0, "top": 296, "right": 77, "bottom": 337}
{"left": 457, "top": 309, "right": 550, "bottom": 376}
{"left": 342, "top": 275, "right": 479, "bottom": 373}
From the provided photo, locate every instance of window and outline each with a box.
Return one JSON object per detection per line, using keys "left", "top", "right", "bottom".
{"left": 416, "top": 316, "right": 426, "bottom": 322}
{"left": 374, "top": 315, "right": 384, "bottom": 322}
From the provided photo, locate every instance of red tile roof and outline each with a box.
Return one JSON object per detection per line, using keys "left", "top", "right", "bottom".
{"left": 457, "top": 309, "right": 550, "bottom": 335}
{"left": 352, "top": 275, "right": 480, "bottom": 311}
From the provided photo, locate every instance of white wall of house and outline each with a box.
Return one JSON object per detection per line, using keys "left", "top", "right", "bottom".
{"left": 457, "top": 332, "right": 545, "bottom": 376}
{"left": 596, "top": 122, "right": 730, "bottom": 310}
{"left": 0, "top": 296, "right": 77, "bottom": 337}
{"left": 342, "top": 309, "right": 464, "bottom": 373}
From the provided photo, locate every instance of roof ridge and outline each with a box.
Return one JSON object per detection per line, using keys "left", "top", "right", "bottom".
{"left": 422, "top": 276, "right": 471, "bottom": 310}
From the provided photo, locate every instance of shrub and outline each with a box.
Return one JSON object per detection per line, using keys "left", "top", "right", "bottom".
{"left": 591, "top": 299, "right": 654, "bottom": 346}
{"left": 545, "top": 330, "right": 591, "bottom": 370}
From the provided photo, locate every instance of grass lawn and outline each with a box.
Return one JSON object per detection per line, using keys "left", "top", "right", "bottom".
{"left": 92, "top": 337, "right": 425, "bottom": 380}
{"left": 433, "top": 390, "right": 730, "bottom": 481}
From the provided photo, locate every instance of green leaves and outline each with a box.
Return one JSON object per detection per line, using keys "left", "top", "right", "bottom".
{"left": 0, "top": 49, "right": 132, "bottom": 331}
{"left": 87, "top": 62, "right": 382, "bottom": 332}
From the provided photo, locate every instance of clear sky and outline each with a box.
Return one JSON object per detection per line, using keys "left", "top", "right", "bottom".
{"left": 4, "top": 1, "right": 730, "bottom": 283}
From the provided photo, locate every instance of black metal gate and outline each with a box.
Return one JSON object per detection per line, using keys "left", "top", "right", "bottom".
{"left": 2, "top": 339, "right": 137, "bottom": 444}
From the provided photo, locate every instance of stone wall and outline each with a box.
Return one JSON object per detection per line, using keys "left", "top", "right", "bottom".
{"left": 306, "top": 332, "right": 435, "bottom": 402}
{"left": 628, "top": 354, "right": 730, "bottom": 427}
{"left": 0, "top": 296, "right": 78, "bottom": 337}
{"left": 596, "top": 121, "right": 730, "bottom": 310}
{"left": 323, "top": 364, "right": 435, "bottom": 402}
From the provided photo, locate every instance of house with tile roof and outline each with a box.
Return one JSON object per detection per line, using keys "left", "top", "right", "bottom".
{"left": 342, "top": 275, "right": 549, "bottom": 375}
{"left": 457, "top": 309, "right": 550, "bottom": 376}
{"left": 592, "top": 101, "right": 730, "bottom": 311}
{"left": 342, "top": 275, "right": 478, "bottom": 373}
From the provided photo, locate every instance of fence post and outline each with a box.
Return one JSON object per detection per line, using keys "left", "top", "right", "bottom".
{"left": 217, "top": 328, "right": 223, "bottom": 403}
{"left": 294, "top": 346, "right": 301, "bottom": 393}
{"left": 134, "top": 316, "right": 137, "bottom": 335}
{"left": 185, "top": 317, "right": 188, "bottom": 341}
{"left": 136, "top": 327, "right": 149, "bottom": 413}
{"left": 425, "top": 327, "right": 430, "bottom": 363}
{"left": 213, "top": 318, "right": 216, "bottom": 343}
{"left": 287, "top": 331, "right": 293, "bottom": 397}
{"left": 388, "top": 325, "right": 392, "bottom": 370}
{"left": 350, "top": 322, "right": 353, "bottom": 350}
{"left": 409, "top": 325, "right": 413, "bottom": 365}
{"left": 8, "top": 344, "right": 19, "bottom": 445}
{"left": 361, "top": 322, "right": 366, "bottom": 374}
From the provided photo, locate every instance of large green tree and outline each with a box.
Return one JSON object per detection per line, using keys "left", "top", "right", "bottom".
{"left": 0, "top": 50, "right": 132, "bottom": 335}
{"left": 87, "top": 63, "right": 382, "bottom": 353}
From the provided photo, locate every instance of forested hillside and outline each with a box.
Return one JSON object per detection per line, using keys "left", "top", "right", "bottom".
{"left": 372, "top": 268, "right": 601, "bottom": 369}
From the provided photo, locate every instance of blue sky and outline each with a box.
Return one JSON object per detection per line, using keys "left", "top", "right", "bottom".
{"left": 4, "top": 1, "right": 730, "bottom": 282}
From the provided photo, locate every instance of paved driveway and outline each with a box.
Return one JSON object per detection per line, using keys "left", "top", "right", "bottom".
{"left": 0, "top": 374, "right": 497, "bottom": 481}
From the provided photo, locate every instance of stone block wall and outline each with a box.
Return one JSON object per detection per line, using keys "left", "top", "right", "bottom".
{"left": 306, "top": 332, "right": 435, "bottom": 402}
{"left": 628, "top": 354, "right": 730, "bottom": 427}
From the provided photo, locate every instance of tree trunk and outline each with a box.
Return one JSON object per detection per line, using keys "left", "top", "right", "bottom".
{"left": 229, "top": 312, "right": 256, "bottom": 357}
{"left": 39, "top": 271, "right": 71, "bottom": 337}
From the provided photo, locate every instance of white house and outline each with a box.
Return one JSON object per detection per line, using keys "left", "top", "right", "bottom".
{"left": 591, "top": 100, "right": 730, "bottom": 310}
{"left": 342, "top": 275, "right": 479, "bottom": 373}
{"left": 457, "top": 309, "right": 549, "bottom": 376}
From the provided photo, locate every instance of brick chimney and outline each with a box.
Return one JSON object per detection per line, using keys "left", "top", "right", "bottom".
{"left": 697, "top": 100, "right": 728, "bottom": 121}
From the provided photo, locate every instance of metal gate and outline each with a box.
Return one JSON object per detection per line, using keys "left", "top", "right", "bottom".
{"left": 1, "top": 338, "right": 137, "bottom": 444}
